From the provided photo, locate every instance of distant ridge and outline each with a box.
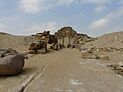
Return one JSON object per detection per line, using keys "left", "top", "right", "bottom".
{"left": 0, "top": 32, "right": 11, "bottom": 35}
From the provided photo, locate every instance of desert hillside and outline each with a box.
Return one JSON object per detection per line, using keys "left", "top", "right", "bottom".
{"left": 80, "top": 31, "right": 123, "bottom": 64}
{"left": 0, "top": 33, "right": 34, "bottom": 52}
{"left": 82, "top": 31, "right": 123, "bottom": 48}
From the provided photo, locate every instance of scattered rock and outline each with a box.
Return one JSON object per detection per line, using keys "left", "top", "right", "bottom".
{"left": 107, "top": 64, "right": 123, "bottom": 76}
{"left": 79, "top": 47, "right": 88, "bottom": 53}
{"left": 99, "top": 55, "right": 110, "bottom": 60}
{"left": 81, "top": 52, "right": 109, "bottom": 60}
{"left": 81, "top": 52, "right": 99, "bottom": 59}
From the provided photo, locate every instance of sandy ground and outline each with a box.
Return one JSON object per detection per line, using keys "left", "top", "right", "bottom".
{"left": 0, "top": 48, "right": 123, "bottom": 92}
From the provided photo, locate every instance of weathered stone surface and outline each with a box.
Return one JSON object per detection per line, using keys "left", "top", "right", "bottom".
{"left": 0, "top": 48, "right": 17, "bottom": 58}
{"left": 0, "top": 54, "right": 25, "bottom": 75}
{"left": 29, "top": 41, "right": 47, "bottom": 54}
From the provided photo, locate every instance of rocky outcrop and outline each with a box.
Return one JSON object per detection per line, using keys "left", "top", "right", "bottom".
{"left": 0, "top": 54, "right": 25, "bottom": 75}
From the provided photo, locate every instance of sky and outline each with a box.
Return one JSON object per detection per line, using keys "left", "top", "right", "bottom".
{"left": 0, "top": 0, "right": 123, "bottom": 36}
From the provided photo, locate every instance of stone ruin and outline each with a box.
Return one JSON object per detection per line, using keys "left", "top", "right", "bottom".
{"left": 29, "top": 31, "right": 50, "bottom": 54}
{"left": 30, "top": 26, "right": 95, "bottom": 51}
{"left": 29, "top": 31, "right": 62, "bottom": 54}
{"left": 55, "top": 26, "right": 95, "bottom": 48}
{"left": 81, "top": 51, "right": 110, "bottom": 60}
{"left": 55, "top": 27, "right": 76, "bottom": 48}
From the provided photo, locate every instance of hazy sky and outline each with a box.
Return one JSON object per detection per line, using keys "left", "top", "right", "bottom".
{"left": 0, "top": 0, "right": 123, "bottom": 36}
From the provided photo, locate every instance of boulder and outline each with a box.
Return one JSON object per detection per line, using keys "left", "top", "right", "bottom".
{"left": 0, "top": 54, "right": 25, "bottom": 75}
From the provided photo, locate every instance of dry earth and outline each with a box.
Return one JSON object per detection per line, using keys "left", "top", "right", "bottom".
{"left": 0, "top": 49, "right": 123, "bottom": 92}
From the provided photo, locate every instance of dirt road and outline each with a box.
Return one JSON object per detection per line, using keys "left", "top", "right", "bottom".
{"left": 0, "top": 48, "right": 123, "bottom": 92}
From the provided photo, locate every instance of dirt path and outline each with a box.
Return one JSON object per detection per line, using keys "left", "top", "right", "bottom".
{"left": 0, "top": 48, "right": 123, "bottom": 92}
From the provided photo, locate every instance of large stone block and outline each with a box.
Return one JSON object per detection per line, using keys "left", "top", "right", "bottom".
{"left": 0, "top": 54, "right": 25, "bottom": 75}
